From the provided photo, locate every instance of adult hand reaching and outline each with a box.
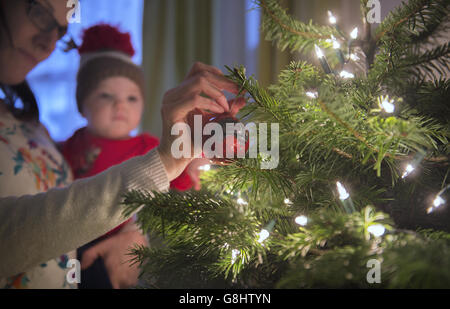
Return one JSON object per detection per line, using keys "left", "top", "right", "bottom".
{"left": 157, "top": 62, "right": 245, "bottom": 182}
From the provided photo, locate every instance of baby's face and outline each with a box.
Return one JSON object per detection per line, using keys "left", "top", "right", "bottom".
{"left": 82, "top": 76, "right": 144, "bottom": 140}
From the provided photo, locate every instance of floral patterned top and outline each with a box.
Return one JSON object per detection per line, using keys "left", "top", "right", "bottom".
{"left": 0, "top": 106, "right": 76, "bottom": 289}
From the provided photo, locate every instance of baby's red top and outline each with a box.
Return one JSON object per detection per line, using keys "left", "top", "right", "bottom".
{"left": 61, "top": 127, "right": 193, "bottom": 238}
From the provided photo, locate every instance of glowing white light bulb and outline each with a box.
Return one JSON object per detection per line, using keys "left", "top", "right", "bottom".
{"left": 350, "top": 27, "right": 358, "bottom": 39}
{"left": 367, "top": 224, "right": 385, "bottom": 237}
{"left": 336, "top": 182, "right": 350, "bottom": 200}
{"left": 340, "top": 70, "right": 355, "bottom": 79}
{"left": 381, "top": 98, "right": 395, "bottom": 113}
{"left": 198, "top": 164, "right": 211, "bottom": 171}
{"left": 433, "top": 196, "right": 445, "bottom": 208}
{"left": 237, "top": 198, "right": 248, "bottom": 205}
{"left": 328, "top": 11, "right": 337, "bottom": 24}
{"left": 306, "top": 91, "right": 318, "bottom": 99}
{"left": 258, "top": 229, "right": 270, "bottom": 243}
{"left": 401, "top": 164, "right": 415, "bottom": 179}
{"left": 331, "top": 35, "right": 340, "bottom": 49}
{"left": 295, "top": 215, "right": 308, "bottom": 226}
{"left": 428, "top": 184, "right": 450, "bottom": 214}
{"left": 427, "top": 207, "right": 434, "bottom": 214}
{"left": 315, "top": 44, "right": 325, "bottom": 59}
{"left": 231, "top": 249, "right": 240, "bottom": 264}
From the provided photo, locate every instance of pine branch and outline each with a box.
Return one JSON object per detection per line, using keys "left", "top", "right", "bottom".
{"left": 410, "top": 12, "right": 450, "bottom": 44}
{"left": 123, "top": 189, "right": 273, "bottom": 282}
{"left": 227, "top": 63, "right": 448, "bottom": 175}
{"left": 370, "top": 0, "right": 450, "bottom": 89}
{"left": 401, "top": 42, "right": 450, "bottom": 79}
{"left": 225, "top": 65, "right": 293, "bottom": 128}
{"left": 257, "top": 0, "right": 340, "bottom": 54}
{"left": 402, "top": 79, "right": 450, "bottom": 125}
{"left": 376, "top": 0, "right": 450, "bottom": 43}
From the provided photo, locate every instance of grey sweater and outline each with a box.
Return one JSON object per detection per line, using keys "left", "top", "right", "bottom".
{"left": 0, "top": 149, "right": 169, "bottom": 279}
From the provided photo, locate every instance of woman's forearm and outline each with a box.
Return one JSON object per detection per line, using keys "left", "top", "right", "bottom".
{"left": 0, "top": 149, "right": 169, "bottom": 279}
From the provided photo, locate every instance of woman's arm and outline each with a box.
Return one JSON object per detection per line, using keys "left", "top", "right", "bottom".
{"left": 0, "top": 61, "right": 243, "bottom": 279}
{"left": 0, "top": 149, "right": 169, "bottom": 278}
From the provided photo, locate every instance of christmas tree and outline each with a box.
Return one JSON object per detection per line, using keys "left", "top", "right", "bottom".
{"left": 124, "top": 0, "right": 450, "bottom": 288}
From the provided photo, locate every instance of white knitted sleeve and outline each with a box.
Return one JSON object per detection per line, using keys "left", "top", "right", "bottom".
{"left": 0, "top": 149, "right": 169, "bottom": 278}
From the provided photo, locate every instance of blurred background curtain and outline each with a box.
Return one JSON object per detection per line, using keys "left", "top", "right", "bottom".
{"left": 141, "top": 0, "right": 259, "bottom": 138}
{"left": 141, "top": 0, "right": 213, "bottom": 138}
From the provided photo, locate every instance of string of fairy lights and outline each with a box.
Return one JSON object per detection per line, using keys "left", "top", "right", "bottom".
{"left": 307, "top": 11, "right": 448, "bottom": 218}
{"left": 194, "top": 10, "right": 448, "bottom": 264}
{"left": 199, "top": 158, "right": 447, "bottom": 263}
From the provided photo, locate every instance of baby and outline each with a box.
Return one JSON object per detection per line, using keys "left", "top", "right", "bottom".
{"left": 61, "top": 24, "right": 194, "bottom": 288}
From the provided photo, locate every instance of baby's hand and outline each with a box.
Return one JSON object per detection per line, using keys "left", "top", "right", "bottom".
{"left": 80, "top": 225, "right": 147, "bottom": 289}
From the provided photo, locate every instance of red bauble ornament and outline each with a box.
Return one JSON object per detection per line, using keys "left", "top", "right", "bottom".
{"left": 202, "top": 112, "right": 249, "bottom": 164}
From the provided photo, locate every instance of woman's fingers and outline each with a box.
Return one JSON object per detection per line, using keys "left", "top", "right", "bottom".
{"left": 198, "top": 70, "right": 240, "bottom": 95}
{"left": 158, "top": 62, "right": 244, "bottom": 182}
{"left": 185, "top": 61, "right": 224, "bottom": 79}
{"left": 165, "top": 62, "right": 241, "bottom": 117}
{"left": 164, "top": 76, "right": 231, "bottom": 114}
{"left": 170, "top": 94, "right": 226, "bottom": 118}
{"left": 182, "top": 73, "right": 230, "bottom": 112}
{"left": 185, "top": 62, "right": 240, "bottom": 94}
{"left": 229, "top": 97, "right": 247, "bottom": 117}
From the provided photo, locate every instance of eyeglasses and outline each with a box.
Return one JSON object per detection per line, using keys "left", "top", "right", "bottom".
{"left": 27, "top": 0, "right": 78, "bottom": 51}
{"left": 27, "top": 0, "right": 69, "bottom": 40}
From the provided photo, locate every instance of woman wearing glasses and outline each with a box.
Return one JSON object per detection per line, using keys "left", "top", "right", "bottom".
{"left": 0, "top": 0, "right": 244, "bottom": 288}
